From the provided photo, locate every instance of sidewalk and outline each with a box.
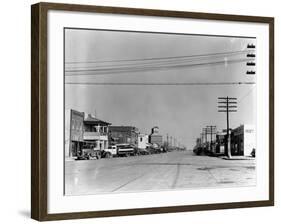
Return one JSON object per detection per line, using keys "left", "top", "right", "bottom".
{"left": 65, "top": 157, "right": 76, "bottom": 162}
{"left": 220, "top": 156, "right": 255, "bottom": 160}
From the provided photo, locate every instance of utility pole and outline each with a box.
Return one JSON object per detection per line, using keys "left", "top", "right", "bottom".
{"left": 218, "top": 97, "right": 237, "bottom": 158}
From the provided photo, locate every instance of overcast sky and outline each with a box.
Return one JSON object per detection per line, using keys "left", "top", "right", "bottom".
{"left": 64, "top": 28, "right": 256, "bottom": 149}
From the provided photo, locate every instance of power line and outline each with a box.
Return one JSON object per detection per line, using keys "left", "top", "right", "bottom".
{"left": 65, "top": 58, "right": 250, "bottom": 76}
{"left": 65, "top": 49, "right": 255, "bottom": 64}
{"left": 238, "top": 86, "right": 256, "bottom": 104}
{"left": 65, "top": 81, "right": 256, "bottom": 86}
{"left": 65, "top": 54, "right": 247, "bottom": 70}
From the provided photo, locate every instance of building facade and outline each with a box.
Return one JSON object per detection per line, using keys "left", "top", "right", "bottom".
{"left": 65, "top": 109, "right": 85, "bottom": 158}
{"left": 137, "top": 134, "right": 149, "bottom": 149}
{"left": 149, "top": 126, "right": 163, "bottom": 146}
{"left": 215, "top": 131, "right": 227, "bottom": 154}
{"left": 109, "top": 126, "right": 139, "bottom": 146}
{"left": 231, "top": 124, "right": 255, "bottom": 156}
{"left": 83, "top": 114, "right": 111, "bottom": 151}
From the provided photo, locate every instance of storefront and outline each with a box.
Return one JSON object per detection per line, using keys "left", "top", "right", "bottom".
{"left": 65, "top": 109, "right": 85, "bottom": 158}
{"left": 231, "top": 124, "right": 255, "bottom": 156}
{"left": 83, "top": 114, "right": 111, "bottom": 151}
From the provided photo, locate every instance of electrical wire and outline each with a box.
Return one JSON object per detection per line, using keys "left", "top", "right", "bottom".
{"left": 65, "top": 55, "right": 239, "bottom": 70}
{"left": 65, "top": 58, "right": 250, "bottom": 76}
{"left": 238, "top": 86, "right": 256, "bottom": 104}
{"left": 65, "top": 49, "right": 255, "bottom": 65}
{"left": 65, "top": 54, "right": 253, "bottom": 71}
{"left": 65, "top": 81, "right": 256, "bottom": 86}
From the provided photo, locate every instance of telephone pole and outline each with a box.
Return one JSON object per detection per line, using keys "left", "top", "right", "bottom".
{"left": 218, "top": 97, "right": 237, "bottom": 158}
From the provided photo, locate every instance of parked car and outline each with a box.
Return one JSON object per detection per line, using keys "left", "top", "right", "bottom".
{"left": 136, "top": 148, "right": 150, "bottom": 155}
{"left": 193, "top": 145, "right": 203, "bottom": 155}
{"left": 146, "top": 145, "right": 162, "bottom": 154}
{"left": 76, "top": 143, "right": 101, "bottom": 160}
{"left": 76, "top": 150, "right": 90, "bottom": 160}
{"left": 251, "top": 148, "right": 256, "bottom": 157}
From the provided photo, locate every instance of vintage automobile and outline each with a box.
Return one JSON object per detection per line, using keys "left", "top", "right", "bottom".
{"left": 116, "top": 144, "right": 136, "bottom": 157}
{"left": 193, "top": 145, "right": 203, "bottom": 155}
{"left": 136, "top": 148, "right": 150, "bottom": 155}
{"left": 146, "top": 144, "right": 163, "bottom": 154}
{"left": 101, "top": 145, "right": 117, "bottom": 158}
{"left": 76, "top": 143, "right": 101, "bottom": 160}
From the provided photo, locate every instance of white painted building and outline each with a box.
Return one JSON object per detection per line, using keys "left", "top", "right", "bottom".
{"left": 137, "top": 134, "right": 149, "bottom": 149}
{"left": 231, "top": 124, "right": 256, "bottom": 156}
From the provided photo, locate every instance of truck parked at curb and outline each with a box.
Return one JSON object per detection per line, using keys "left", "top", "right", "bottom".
{"left": 101, "top": 145, "right": 117, "bottom": 158}
{"left": 116, "top": 144, "right": 136, "bottom": 157}
{"left": 102, "top": 144, "right": 136, "bottom": 158}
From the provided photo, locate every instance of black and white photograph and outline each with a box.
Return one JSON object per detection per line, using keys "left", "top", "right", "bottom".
{"left": 64, "top": 28, "right": 257, "bottom": 196}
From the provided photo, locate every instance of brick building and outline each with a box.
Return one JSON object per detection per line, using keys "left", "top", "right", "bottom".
{"left": 109, "top": 126, "right": 139, "bottom": 146}
{"left": 65, "top": 109, "right": 85, "bottom": 158}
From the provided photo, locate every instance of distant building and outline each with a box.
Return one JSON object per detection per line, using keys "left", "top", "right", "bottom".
{"left": 149, "top": 126, "right": 163, "bottom": 146}
{"left": 65, "top": 109, "right": 85, "bottom": 158}
{"left": 109, "top": 126, "right": 139, "bottom": 146}
{"left": 83, "top": 114, "right": 111, "bottom": 151}
{"left": 231, "top": 124, "right": 255, "bottom": 156}
{"left": 215, "top": 131, "right": 227, "bottom": 154}
{"left": 196, "top": 137, "right": 202, "bottom": 146}
{"left": 137, "top": 134, "right": 149, "bottom": 149}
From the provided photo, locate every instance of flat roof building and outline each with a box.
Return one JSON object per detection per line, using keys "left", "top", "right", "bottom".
{"left": 65, "top": 109, "right": 85, "bottom": 158}
{"left": 149, "top": 126, "right": 163, "bottom": 147}
{"left": 231, "top": 124, "right": 255, "bottom": 156}
{"left": 109, "top": 126, "right": 139, "bottom": 146}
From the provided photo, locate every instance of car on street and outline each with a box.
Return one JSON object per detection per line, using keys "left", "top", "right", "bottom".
{"left": 193, "top": 145, "right": 203, "bottom": 155}
{"left": 136, "top": 148, "right": 150, "bottom": 155}
{"left": 116, "top": 144, "right": 136, "bottom": 157}
{"left": 76, "top": 143, "right": 101, "bottom": 160}
{"left": 102, "top": 145, "right": 117, "bottom": 158}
